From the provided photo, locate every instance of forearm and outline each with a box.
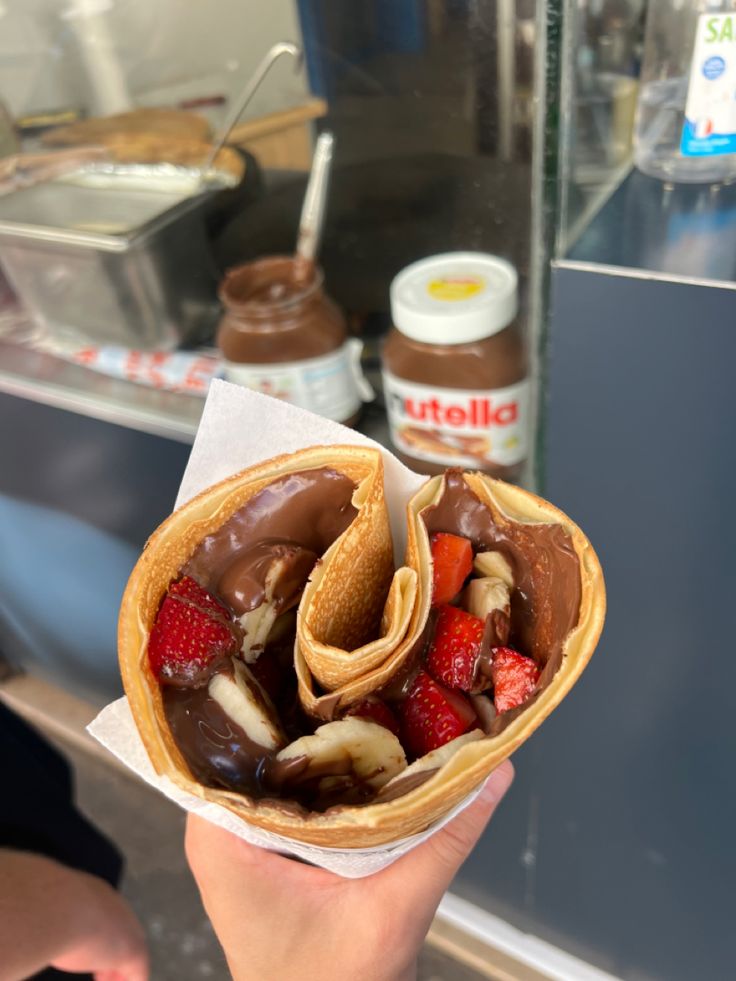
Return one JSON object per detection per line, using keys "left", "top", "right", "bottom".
{"left": 0, "top": 849, "right": 92, "bottom": 980}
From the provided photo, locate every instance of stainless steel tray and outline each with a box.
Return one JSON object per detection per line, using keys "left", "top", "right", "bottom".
{"left": 0, "top": 178, "right": 222, "bottom": 349}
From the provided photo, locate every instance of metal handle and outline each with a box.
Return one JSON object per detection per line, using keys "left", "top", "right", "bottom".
{"left": 203, "top": 40, "right": 302, "bottom": 173}
{"left": 295, "top": 131, "right": 334, "bottom": 268}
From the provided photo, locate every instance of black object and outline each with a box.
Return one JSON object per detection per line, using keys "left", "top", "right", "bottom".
{"left": 0, "top": 700, "right": 121, "bottom": 883}
{"left": 203, "top": 147, "right": 264, "bottom": 242}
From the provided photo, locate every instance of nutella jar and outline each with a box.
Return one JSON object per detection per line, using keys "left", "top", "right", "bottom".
{"left": 382, "top": 252, "right": 529, "bottom": 480}
{"left": 217, "top": 256, "right": 364, "bottom": 425}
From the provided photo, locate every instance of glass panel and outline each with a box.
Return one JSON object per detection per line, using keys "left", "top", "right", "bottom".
{"left": 555, "top": 0, "right": 644, "bottom": 254}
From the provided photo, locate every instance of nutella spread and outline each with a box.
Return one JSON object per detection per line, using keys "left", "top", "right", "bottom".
{"left": 163, "top": 667, "right": 271, "bottom": 798}
{"left": 422, "top": 470, "right": 581, "bottom": 737}
{"left": 217, "top": 256, "right": 364, "bottom": 424}
{"left": 382, "top": 252, "right": 530, "bottom": 480}
{"left": 183, "top": 467, "right": 358, "bottom": 594}
{"left": 167, "top": 467, "right": 364, "bottom": 809}
{"left": 150, "top": 466, "right": 584, "bottom": 813}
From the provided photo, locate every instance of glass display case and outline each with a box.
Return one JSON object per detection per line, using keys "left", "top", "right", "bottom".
{"left": 0, "top": 0, "right": 548, "bottom": 479}
{"left": 556, "top": 0, "right": 644, "bottom": 251}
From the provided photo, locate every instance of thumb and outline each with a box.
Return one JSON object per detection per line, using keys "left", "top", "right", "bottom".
{"left": 380, "top": 760, "right": 514, "bottom": 908}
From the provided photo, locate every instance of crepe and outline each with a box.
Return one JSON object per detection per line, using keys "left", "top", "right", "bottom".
{"left": 294, "top": 466, "right": 428, "bottom": 714}
{"left": 98, "top": 135, "right": 245, "bottom": 180}
{"left": 120, "top": 445, "right": 420, "bottom": 844}
{"left": 119, "top": 452, "right": 604, "bottom": 848}
{"left": 289, "top": 470, "right": 604, "bottom": 845}
{"left": 41, "top": 108, "right": 211, "bottom": 147}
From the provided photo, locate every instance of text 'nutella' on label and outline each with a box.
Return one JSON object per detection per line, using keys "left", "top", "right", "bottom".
{"left": 381, "top": 251, "right": 529, "bottom": 478}
{"left": 383, "top": 374, "right": 530, "bottom": 468}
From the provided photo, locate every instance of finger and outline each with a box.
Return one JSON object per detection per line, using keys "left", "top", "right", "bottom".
{"left": 378, "top": 760, "right": 514, "bottom": 909}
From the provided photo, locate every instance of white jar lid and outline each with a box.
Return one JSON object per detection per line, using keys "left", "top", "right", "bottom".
{"left": 390, "top": 252, "right": 518, "bottom": 344}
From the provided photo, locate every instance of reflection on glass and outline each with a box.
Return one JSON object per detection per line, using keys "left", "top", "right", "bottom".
{"left": 633, "top": 0, "right": 736, "bottom": 184}
{"left": 558, "top": 0, "right": 644, "bottom": 250}
{"left": 0, "top": 0, "right": 556, "bottom": 487}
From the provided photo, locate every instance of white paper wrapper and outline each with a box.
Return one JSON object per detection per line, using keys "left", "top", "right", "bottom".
{"left": 88, "top": 379, "right": 483, "bottom": 877}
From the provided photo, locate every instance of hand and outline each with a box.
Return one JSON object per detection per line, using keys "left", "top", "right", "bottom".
{"left": 49, "top": 869, "right": 149, "bottom": 981}
{"left": 0, "top": 850, "right": 149, "bottom": 981}
{"left": 186, "top": 760, "right": 514, "bottom": 981}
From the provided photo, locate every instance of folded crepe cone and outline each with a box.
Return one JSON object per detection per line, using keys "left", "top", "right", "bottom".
{"left": 120, "top": 445, "right": 420, "bottom": 845}
{"left": 294, "top": 478, "right": 430, "bottom": 715}
{"left": 120, "top": 449, "right": 605, "bottom": 848}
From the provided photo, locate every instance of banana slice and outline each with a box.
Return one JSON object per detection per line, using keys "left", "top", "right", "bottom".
{"left": 473, "top": 550, "right": 514, "bottom": 587}
{"left": 209, "top": 658, "right": 286, "bottom": 751}
{"left": 239, "top": 601, "right": 279, "bottom": 664}
{"left": 276, "top": 718, "right": 406, "bottom": 792}
{"left": 378, "top": 729, "right": 484, "bottom": 799}
{"left": 463, "top": 576, "right": 510, "bottom": 622}
{"left": 238, "top": 553, "right": 314, "bottom": 663}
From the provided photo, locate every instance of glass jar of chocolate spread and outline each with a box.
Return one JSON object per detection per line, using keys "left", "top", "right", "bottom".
{"left": 217, "top": 256, "right": 364, "bottom": 425}
{"left": 381, "top": 252, "right": 529, "bottom": 481}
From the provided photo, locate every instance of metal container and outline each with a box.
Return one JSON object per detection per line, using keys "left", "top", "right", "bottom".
{"left": 0, "top": 177, "right": 222, "bottom": 350}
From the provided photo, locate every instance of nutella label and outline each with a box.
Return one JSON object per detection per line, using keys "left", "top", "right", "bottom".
{"left": 382, "top": 371, "right": 530, "bottom": 468}
{"left": 224, "top": 340, "right": 369, "bottom": 422}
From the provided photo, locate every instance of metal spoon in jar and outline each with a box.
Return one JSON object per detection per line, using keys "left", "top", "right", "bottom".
{"left": 293, "top": 131, "right": 334, "bottom": 287}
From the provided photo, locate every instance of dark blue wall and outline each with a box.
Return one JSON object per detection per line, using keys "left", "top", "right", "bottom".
{"left": 453, "top": 266, "right": 736, "bottom": 980}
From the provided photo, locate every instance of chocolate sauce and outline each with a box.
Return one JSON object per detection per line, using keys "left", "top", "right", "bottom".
{"left": 163, "top": 668, "right": 385, "bottom": 811}
{"left": 162, "top": 689, "right": 313, "bottom": 807}
{"left": 376, "top": 767, "right": 439, "bottom": 803}
{"left": 265, "top": 762, "right": 385, "bottom": 811}
{"left": 424, "top": 471, "right": 580, "bottom": 664}
{"left": 423, "top": 470, "right": 581, "bottom": 736}
{"left": 473, "top": 609, "right": 511, "bottom": 691}
{"left": 163, "top": 679, "right": 271, "bottom": 798}
{"left": 160, "top": 466, "right": 582, "bottom": 811}
{"left": 217, "top": 541, "right": 318, "bottom": 616}
{"left": 183, "top": 468, "right": 358, "bottom": 596}
{"left": 165, "top": 468, "right": 359, "bottom": 805}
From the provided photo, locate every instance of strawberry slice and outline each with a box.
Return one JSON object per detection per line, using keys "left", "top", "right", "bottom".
{"left": 431, "top": 533, "right": 473, "bottom": 605}
{"left": 148, "top": 579, "right": 238, "bottom": 687}
{"left": 491, "top": 647, "right": 540, "bottom": 713}
{"left": 169, "top": 576, "right": 231, "bottom": 619}
{"left": 399, "top": 671, "right": 476, "bottom": 758}
{"left": 345, "top": 697, "right": 400, "bottom": 737}
{"left": 426, "top": 604, "right": 484, "bottom": 691}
